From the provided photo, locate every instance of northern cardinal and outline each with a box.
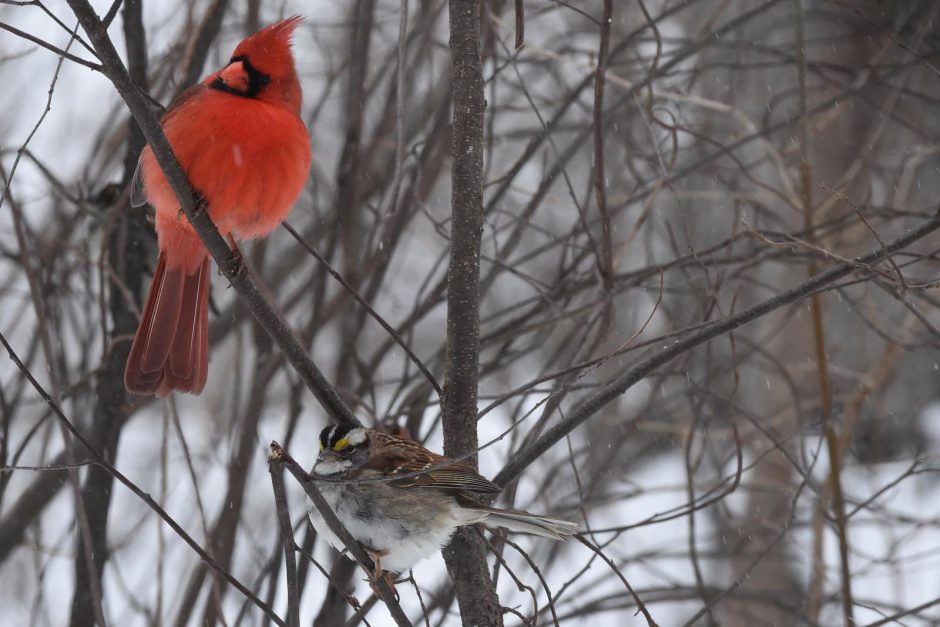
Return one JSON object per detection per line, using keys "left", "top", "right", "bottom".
{"left": 124, "top": 17, "right": 311, "bottom": 396}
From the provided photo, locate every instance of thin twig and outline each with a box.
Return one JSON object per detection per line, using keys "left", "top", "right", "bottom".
{"left": 281, "top": 222, "right": 441, "bottom": 395}
{"left": 592, "top": 0, "right": 613, "bottom": 288}
{"left": 295, "top": 543, "right": 373, "bottom": 627}
{"left": 572, "top": 534, "right": 658, "bottom": 626}
{"left": 853, "top": 8, "right": 940, "bottom": 78}
{"left": 0, "top": 461, "right": 95, "bottom": 472}
{"left": 388, "top": 0, "right": 409, "bottom": 214}
{"left": 0, "top": 20, "right": 101, "bottom": 71}
{"left": 268, "top": 462, "right": 300, "bottom": 627}
{"left": 794, "top": 2, "right": 854, "bottom": 623}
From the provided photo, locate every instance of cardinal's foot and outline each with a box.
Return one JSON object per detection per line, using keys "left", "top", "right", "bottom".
{"left": 192, "top": 190, "right": 209, "bottom": 218}
{"left": 223, "top": 236, "right": 248, "bottom": 280}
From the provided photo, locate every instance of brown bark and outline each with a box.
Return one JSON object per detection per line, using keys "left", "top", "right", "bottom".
{"left": 441, "top": 1, "right": 501, "bottom": 625}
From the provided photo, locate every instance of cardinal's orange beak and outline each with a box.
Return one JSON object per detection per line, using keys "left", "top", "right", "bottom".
{"left": 217, "top": 60, "right": 250, "bottom": 94}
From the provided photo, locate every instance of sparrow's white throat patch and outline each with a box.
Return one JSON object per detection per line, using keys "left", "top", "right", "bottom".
{"left": 314, "top": 458, "right": 353, "bottom": 476}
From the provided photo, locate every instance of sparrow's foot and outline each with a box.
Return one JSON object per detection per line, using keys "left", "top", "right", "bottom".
{"left": 365, "top": 546, "right": 390, "bottom": 579}
{"left": 364, "top": 547, "right": 397, "bottom": 600}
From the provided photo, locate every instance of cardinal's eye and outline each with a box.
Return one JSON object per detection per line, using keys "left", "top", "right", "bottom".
{"left": 258, "top": 74, "right": 271, "bottom": 86}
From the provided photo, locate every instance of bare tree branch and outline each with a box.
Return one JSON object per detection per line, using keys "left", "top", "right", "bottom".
{"left": 441, "top": 1, "right": 502, "bottom": 625}
{"left": 268, "top": 463, "right": 300, "bottom": 627}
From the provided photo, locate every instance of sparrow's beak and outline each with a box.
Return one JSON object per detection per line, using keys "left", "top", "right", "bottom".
{"left": 317, "top": 449, "right": 341, "bottom": 463}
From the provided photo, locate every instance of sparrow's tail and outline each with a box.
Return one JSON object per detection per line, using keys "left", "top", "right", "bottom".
{"left": 479, "top": 507, "right": 578, "bottom": 540}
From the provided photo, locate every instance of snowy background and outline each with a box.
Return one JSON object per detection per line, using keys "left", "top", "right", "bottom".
{"left": 1, "top": 1, "right": 940, "bottom": 625}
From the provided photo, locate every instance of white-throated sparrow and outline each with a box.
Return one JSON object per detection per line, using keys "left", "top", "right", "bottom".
{"left": 306, "top": 425, "right": 578, "bottom": 574}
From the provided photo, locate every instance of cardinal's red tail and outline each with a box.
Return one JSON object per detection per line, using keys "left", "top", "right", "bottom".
{"left": 125, "top": 252, "right": 210, "bottom": 396}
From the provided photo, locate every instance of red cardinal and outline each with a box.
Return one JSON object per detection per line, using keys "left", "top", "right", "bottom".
{"left": 125, "top": 17, "right": 311, "bottom": 396}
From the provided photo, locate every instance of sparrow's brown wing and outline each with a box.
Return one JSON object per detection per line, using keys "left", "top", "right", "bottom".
{"left": 362, "top": 433, "right": 501, "bottom": 496}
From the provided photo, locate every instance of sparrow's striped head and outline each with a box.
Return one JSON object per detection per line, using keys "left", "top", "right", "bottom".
{"left": 318, "top": 425, "right": 368, "bottom": 453}
{"left": 315, "top": 426, "right": 369, "bottom": 476}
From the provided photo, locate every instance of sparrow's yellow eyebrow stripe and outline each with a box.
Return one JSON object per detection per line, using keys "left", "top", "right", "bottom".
{"left": 332, "top": 438, "right": 350, "bottom": 451}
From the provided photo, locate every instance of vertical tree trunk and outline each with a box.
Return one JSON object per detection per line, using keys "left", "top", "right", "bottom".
{"left": 442, "top": 1, "right": 501, "bottom": 626}
{"left": 69, "top": 1, "right": 150, "bottom": 624}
